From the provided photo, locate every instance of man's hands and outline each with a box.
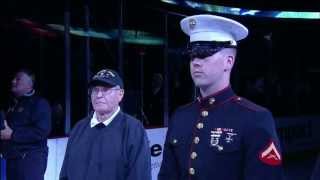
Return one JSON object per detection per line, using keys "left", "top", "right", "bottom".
{"left": 0, "top": 121, "right": 13, "bottom": 140}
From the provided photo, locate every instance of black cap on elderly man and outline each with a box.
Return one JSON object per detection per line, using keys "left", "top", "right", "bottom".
{"left": 89, "top": 69, "right": 124, "bottom": 89}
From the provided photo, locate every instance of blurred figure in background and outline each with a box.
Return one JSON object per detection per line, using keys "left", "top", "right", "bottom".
{"left": 311, "top": 154, "right": 320, "bottom": 180}
{"left": 0, "top": 69, "right": 51, "bottom": 180}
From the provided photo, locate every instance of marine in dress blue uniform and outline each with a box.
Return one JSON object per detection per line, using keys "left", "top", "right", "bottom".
{"left": 158, "top": 14, "right": 283, "bottom": 180}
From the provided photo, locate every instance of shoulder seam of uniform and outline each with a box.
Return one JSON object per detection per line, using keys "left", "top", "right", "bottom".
{"left": 232, "top": 96, "right": 267, "bottom": 112}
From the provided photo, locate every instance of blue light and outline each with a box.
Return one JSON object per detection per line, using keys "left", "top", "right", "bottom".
{"left": 161, "top": 0, "right": 320, "bottom": 19}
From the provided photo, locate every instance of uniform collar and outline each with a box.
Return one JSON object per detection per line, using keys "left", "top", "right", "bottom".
{"left": 197, "top": 85, "right": 236, "bottom": 108}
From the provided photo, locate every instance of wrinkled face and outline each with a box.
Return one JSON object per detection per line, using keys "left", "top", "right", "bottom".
{"left": 190, "top": 49, "right": 234, "bottom": 89}
{"left": 11, "top": 72, "right": 33, "bottom": 97}
{"left": 90, "top": 85, "right": 124, "bottom": 114}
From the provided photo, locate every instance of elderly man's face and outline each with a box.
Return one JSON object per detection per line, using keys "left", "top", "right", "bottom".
{"left": 90, "top": 85, "right": 124, "bottom": 114}
{"left": 11, "top": 72, "right": 33, "bottom": 97}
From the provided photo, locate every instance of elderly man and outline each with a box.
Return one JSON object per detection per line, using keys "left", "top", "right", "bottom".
{"left": 59, "top": 68, "right": 151, "bottom": 180}
{"left": 158, "top": 14, "right": 284, "bottom": 180}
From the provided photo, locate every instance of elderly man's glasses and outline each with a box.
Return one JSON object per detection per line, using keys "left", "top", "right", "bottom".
{"left": 91, "top": 87, "right": 121, "bottom": 96}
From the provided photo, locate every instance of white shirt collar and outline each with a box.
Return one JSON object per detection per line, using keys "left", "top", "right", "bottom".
{"left": 90, "top": 106, "right": 120, "bottom": 128}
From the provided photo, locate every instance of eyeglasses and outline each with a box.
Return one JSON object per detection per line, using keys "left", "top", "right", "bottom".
{"left": 91, "top": 87, "right": 121, "bottom": 96}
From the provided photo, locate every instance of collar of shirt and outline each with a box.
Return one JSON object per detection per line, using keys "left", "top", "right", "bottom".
{"left": 90, "top": 106, "right": 120, "bottom": 128}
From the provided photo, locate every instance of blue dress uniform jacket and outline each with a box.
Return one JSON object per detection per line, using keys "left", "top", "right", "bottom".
{"left": 159, "top": 86, "right": 283, "bottom": 180}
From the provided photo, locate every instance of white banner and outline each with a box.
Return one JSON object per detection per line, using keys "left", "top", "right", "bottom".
{"left": 147, "top": 128, "right": 167, "bottom": 180}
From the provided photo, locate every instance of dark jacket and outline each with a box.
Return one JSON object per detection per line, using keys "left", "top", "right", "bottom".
{"left": 159, "top": 86, "right": 284, "bottom": 180}
{"left": 59, "top": 111, "right": 151, "bottom": 180}
{"left": 2, "top": 94, "right": 51, "bottom": 159}
{"left": 311, "top": 154, "right": 320, "bottom": 180}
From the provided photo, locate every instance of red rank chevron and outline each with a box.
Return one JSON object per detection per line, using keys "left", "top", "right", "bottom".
{"left": 259, "top": 141, "right": 282, "bottom": 166}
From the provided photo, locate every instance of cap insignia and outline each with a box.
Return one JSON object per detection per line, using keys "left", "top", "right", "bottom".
{"left": 189, "top": 18, "right": 196, "bottom": 30}
{"left": 94, "top": 69, "right": 115, "bottom": 79}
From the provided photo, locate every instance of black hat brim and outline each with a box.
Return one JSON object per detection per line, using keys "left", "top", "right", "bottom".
{"left": 89, "top": 79, "right": 118, "bottom": 88}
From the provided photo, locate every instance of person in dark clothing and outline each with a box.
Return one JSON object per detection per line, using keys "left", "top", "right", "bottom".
{"left": 158, "top": 14, "right": 284, "bottom": 180}
{"left": 311, "top": 154, "right": 320, "bottom": 180}
{"left": 59, "top": 68, "right": 151, "bottom": 180}
{"left": 0, "top": 69, "right": 52, "bottom": 180}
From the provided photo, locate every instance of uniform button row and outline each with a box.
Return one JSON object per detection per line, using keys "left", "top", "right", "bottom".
{"left": 190, "top": 152, "right": 197, "bottom": 159}
{"left": 196, "top": 122, "right": 204, "bottom": 129}
{"left": 201, "top": 110, "right": 208, "bottom": 117}
{"left": 194, "top": 137, "right": 200, "bottom": 144}
{"left": 189, "top": 167, "right": 195, "bottom": 175}
{"left": 209, "top": 97, "right": 215, "bottom": 104}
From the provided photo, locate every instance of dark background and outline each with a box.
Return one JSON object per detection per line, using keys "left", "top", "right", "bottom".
{"left": 0, "top": 1, "right": 320, "bottom": 178}
{"left": 1, "top": 0, "right": 319, "bottom": 125}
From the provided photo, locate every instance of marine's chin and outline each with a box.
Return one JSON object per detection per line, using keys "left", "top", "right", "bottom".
{"left": 192, "top": 79, "right": 207, "bottom": 87}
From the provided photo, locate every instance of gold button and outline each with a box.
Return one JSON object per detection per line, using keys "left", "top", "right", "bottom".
{"left": 190, "top": 152, "right": 197, "bottom": 159}
{"left": 209, "top": 98, "right": 216, "bottom": 104}
{"left": 196, "top": 123, "right": 204, "bottom": 129}
{"left": 194, "top": 137, "right": 200, "bottom": 144}
{"left": 189, "top": 168, "right": 195, "bottom": 175}
{"left": 172, "top": 139, "right": 178, "bottom": 144}
{"left": 201, "top": 110, "right": 208, "bottom": 117}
